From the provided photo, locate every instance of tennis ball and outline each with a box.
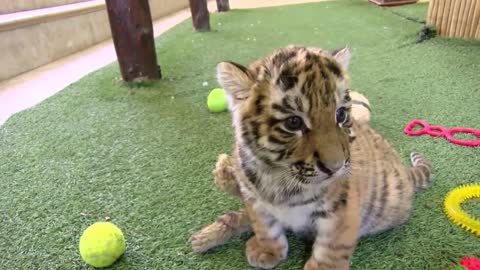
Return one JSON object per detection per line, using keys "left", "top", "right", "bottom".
{"left": 79, "top": 222, "right": 126, "bottom": 268}
{"left": 207, "top": 88, "right": 228, "bottom": 113}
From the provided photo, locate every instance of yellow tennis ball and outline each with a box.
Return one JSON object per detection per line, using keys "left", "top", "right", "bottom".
{"left": 207, "top": 88, "right": 228, "bottom": 113}
{"left": 79, "top": 222, "right": 126, "bottom": 268}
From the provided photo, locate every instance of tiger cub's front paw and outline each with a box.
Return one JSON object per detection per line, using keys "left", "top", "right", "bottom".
{"left": 304, "top": 257, "right": 349, "bottom": 270}
{"left": 246, "top": 236, "right": 287, "bottom": 269}
{"left": 214, "top": 154, "right": 241, "bottom": 197}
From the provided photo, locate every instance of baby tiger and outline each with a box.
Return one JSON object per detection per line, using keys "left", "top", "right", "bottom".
{"left": 192, "top": 46, "right": 433, "bottom": 270}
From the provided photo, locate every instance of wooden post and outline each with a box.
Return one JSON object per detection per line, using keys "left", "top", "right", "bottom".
{"left": 464, "top": 0, "right": 475, "bottom": 37}
{"left": 448, "top": 0, "right": 460, "bottom": 37}
{"left": 427, "top": 0, "right": 480, "bottom": 40}
{"left": 439, "top": 0, "right": 449, "bottom": 35}
{"left": 456, "top": 0, "right": 468, "bottom": 37}
{"left": 216, "top": 0, "right": 230, "bottom": 12}
{"left": 471, "top": 0, "right": 480, "bottom": 38}
{"left": 427, "top": 0, "right": 434, "bottom": 25}
{"left": 188, "top": 0, "right": 210, "bottom": 32}
{"left": 105, "top": 0, "right": 161, "bottom": 82}
{"left": 428, "top": 0, "right": 439, "bottom": 26}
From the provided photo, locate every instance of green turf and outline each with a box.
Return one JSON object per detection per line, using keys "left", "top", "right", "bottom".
{"left": 1, "top": 1, "right": 479, "bottom": 269}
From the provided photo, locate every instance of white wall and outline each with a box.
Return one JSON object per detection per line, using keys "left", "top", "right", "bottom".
{"left": 0, "top": 0, "right": 190, "bottom": 81}
{"left": 0, "top": 0, "right": 90, "bottom": 14}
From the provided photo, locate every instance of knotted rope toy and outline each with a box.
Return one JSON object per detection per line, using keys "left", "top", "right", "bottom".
{"left": 404, "top": 120, "right": 480, "bottom": 147}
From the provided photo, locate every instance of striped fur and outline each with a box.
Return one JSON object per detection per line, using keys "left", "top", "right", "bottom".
{"left": 201, "top": 46, "right": 433, "bottom": 269}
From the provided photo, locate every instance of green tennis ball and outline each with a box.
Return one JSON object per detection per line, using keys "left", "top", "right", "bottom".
{"left": 79, "top": 222, "right": 126, "bottom": 268}
{"left": 207, "top": 88, "right": 228, "bottom": 113}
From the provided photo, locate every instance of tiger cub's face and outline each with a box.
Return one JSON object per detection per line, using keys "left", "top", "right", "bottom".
{"left": 217, "top": 46, "right": 354, "bottom": 183}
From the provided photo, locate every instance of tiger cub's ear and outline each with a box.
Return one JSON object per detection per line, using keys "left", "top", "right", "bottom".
{"left": 331, "top": 47, "right": 351, "bottom": 70}
{"left": 216, "top": 61, "right": 254, "bottom": 101}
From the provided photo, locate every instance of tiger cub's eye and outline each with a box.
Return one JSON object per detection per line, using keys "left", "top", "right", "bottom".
{"left": 285, "top": 116, "right": 304, "bottom": 131}
{"left": 336, "top": 107, "right": 347, "bottom": 124}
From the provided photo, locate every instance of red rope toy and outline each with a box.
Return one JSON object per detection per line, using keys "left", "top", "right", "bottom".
{"left": 404, "top": 120, "right": 480, "bottom": 147}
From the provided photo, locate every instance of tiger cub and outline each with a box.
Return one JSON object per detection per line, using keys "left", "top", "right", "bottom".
{"left": 197, "top": 46, "right": 433, "bottom": 270}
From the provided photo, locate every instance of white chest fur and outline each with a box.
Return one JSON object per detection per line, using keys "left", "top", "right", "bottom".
{"left": 258, "top": 200, "right": 317, "bottom": 232}
{"left": 241, "top": 163, "right": 334, "bottom": 232}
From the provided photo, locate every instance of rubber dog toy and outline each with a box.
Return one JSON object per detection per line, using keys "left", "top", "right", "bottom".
{"left": 444, "top": 184, "right": 480, "bottom": 237}
{"left": 404, "top": 120, "right": 480, "bottom": 147}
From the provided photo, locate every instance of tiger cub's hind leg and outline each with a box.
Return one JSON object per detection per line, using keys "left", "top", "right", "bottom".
{"left": 360, "top": 152, "right": 433, "bottom": 236}
{"left": 191, "top": 154, "right": 251, "bottom": 253}
{"left": 191, "top": 209, "right": 251, "bottom": 253}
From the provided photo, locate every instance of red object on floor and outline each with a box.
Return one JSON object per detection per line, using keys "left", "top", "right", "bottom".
{"left": 460, "top": 257, "right": 480, "bottom": 270}
{"left": 404, "top": 120, "right": 480, "bottom": 147}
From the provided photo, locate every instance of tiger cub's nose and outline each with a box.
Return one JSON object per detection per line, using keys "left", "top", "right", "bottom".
{"left": 316, "top": 160, "right": 345, "bottom": 175}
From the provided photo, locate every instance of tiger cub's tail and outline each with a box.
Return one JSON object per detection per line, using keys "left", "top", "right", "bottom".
{"left": 408, "top": 152, "right": 434, "bottom": 192}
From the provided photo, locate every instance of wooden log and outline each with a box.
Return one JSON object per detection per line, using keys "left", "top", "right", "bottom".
{"left": 458, "top": 0, "right": 465, "bottom": 37}
{"left": 216, "top": 0, "right": 230, "bottom": 12}
{"left": 458, "top": 0, "right": 470, "bottom": 37}
{"left": 449, "top": 0, "right": 461, "bottom": 37}
{"left": 427, "top": 0, "right": 438, "bottom": 25}
{"left": 471, "top": 0, "right": 480, "bottom": 38}
{"left": 427, "top": 0, "right": 433, "bottom": 23}
{"left": 429, "top": 0, "right": 439, "bottom": 26}
{"left": 437, "top": 0, "right": 446, "bottom": 35}
{"left": 105, "top": 0, "right": 161, "bottom": 81}
{"left": 477, "top": 19, "right": 480, "bottom": 39}
{"left": 442, "top": 0, "right": 453, "bottom": 36}
{"left": 464, "top": 0, "right": 476, "bottom": 37}
{"left": 189, "top": 0, "right": 211, "bottom": 32}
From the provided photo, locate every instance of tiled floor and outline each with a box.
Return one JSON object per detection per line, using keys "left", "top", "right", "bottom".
{"left": 0, "top": 0, "right": 427, "bottom": 126}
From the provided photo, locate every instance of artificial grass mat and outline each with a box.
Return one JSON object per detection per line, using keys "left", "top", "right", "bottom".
{"left": 1, "top": 1, "right": 479, "bottom": 269}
